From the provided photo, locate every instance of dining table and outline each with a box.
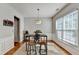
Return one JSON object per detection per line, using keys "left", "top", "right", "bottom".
{"left": 24, "top": 34, "right": 48, "bottom": 55}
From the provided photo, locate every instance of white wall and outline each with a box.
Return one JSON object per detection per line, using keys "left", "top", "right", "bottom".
{"left": 0, "top": 4, "right": 24, "bottom": 54}
{"left": 52, "top": 3, "right": 79, "bottom": 54}
{"left": 24, "top": 17, "right": 53, "bottom": 40}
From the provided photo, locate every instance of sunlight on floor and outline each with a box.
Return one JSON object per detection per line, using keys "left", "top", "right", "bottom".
{"left": 13, "top": 42, "right": 67, "bottom": 55}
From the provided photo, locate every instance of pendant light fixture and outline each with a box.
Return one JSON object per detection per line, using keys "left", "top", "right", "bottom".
{"left": 35, "top": 8, "right": 42, "bottom": 24}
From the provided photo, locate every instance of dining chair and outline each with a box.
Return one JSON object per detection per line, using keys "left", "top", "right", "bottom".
{"left": 26, "top": 36, "right": 37, "bottom": 55}
{"left": 38, "top": 36, "right": 47, "bottom": 55}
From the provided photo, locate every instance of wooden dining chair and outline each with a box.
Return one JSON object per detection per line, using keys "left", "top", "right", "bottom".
{"left": 38, "top": 36, "right": 47, "bottom": 55}
{"left": 26, "top": 37, "right": 37, "bottom": 55}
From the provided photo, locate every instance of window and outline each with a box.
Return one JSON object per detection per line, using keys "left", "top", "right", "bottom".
{"left": 56, "top": 10, "right": 78, "bottom": 45}
{"left": 56, "top": 17, "right": 63, "bottom": 40}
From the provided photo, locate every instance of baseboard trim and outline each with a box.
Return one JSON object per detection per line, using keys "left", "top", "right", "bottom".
{"left": 51, "top": 40, "right": 72, "bottom": 55}
{"left": 4, "top": 41, "right": 24, "bottom": 55}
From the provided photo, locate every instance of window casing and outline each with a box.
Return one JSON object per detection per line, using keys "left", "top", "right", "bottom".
{"left": 56, "top": 10, "right": 78, "bottom": 46}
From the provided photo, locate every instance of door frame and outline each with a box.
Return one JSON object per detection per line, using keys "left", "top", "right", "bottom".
{"left": 14, "top": 16, "right": 20, "bottom": 46}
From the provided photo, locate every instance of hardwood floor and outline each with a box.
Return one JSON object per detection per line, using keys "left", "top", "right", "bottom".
{"left": 4, "top": 45, "right": 20, "bottom": 55}
{"left": 4, "top": 40, "right": 71, "bottom": 55}
{"left": 51, "top": 40, "right": 72, "bottom": 55}
{"left": 4, "top": 41, "right": 24, "bottom": 55}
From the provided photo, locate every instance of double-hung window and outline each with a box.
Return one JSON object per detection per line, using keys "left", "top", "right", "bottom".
{"left": 56, "top": 10, "right": 78, "bottom": 45}
{"left": 56, "top": 17, "right": 63, "bottom": 40}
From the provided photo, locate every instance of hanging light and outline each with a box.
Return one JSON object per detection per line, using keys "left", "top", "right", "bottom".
{"left": 35, "top": 8, "right": 42, "bottom": 24}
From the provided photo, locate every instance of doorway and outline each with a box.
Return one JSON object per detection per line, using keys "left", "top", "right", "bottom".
{"left": 14, "top": 16, "right": 20, "bottom": 46}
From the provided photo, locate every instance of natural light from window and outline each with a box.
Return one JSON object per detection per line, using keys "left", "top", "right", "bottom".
{"left": 56, "top": 10, "right": 78, "bottom": 46}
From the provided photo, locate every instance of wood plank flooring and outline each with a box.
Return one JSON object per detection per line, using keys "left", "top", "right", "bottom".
{"left": 4, "top": 42, "right": 24, "bottom": 55}
{"left": 51, "top": 40, "right": 72, "bottom": 55}
{"left": 4, "top": 40, "right": 71, "bottom": 55}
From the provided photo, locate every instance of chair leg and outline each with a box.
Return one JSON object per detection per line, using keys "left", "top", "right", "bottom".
{"left": 27, "top": 44, "right": 29, "bottom": 55}
{"left": 30, "top": 46, "right": 31, "bottom": 55}
{"left": 31, "top": 45, "right": 37, "bottom": 55}
{"left": 26, "top": 42, "right": 27, "bottom": 51}
{"left": 39, "top": 44, "right": 47, "bottom": 55}
{"left": 39, "top": 45, "right": 41, "bottom": 55}
{"left": 35, "top": 45, "right": 37, "bottom": 55}
{"left": 45, "top": 44, "right": 47, "bottom": 55}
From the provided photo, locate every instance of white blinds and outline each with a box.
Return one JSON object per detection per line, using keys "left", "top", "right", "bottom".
{"left": 56, "top": 10, "right": 78, "bottom": 45}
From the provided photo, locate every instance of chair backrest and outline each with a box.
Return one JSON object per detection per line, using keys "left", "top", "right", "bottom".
{"left": 34, "top": 33, "right": 40, "bottom": 40}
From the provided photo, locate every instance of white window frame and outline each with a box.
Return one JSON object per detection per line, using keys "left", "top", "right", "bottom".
{"left": 56, "top": 10, "right": 78, "bottom": 46}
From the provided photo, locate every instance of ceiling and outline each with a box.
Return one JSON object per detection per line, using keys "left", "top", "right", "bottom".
{"left": 9, "top": 3, "right": 67, "bottom": 18}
